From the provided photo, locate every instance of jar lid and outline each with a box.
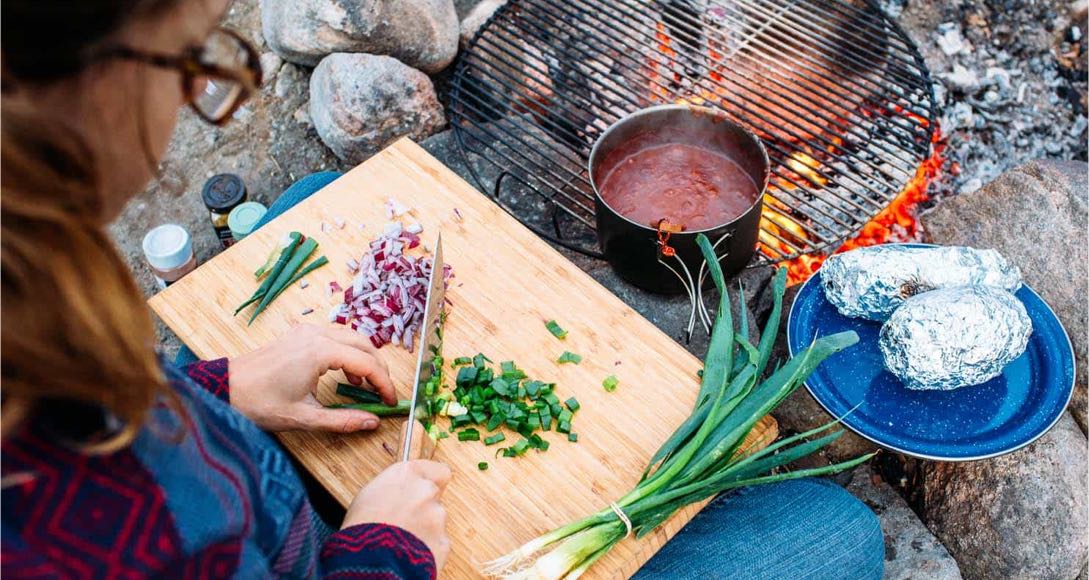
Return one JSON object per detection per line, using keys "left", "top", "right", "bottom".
{"left": 228, "top": 202, "right": 268, "bottom": 240}
{"left": 201, "top": 173, "right": 247, "bottom": 212}
{"left": 142, "top": 224, "right": 193, "bottom": 271}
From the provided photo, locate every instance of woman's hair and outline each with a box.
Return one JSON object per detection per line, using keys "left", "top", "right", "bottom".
{"left": 2, "top": 0, "right": 181, "bottom": 451}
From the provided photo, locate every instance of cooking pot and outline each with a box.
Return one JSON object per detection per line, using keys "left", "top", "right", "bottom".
{"left": 588, "top": 104, "right": 770, "bottom": 294}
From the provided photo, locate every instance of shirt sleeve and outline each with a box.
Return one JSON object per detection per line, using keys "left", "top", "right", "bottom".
{"left": 320, "top": 523, "right": 437, "bottom": 580}
{"left": 182, "top": 358, "right": 231, "bottom": 402}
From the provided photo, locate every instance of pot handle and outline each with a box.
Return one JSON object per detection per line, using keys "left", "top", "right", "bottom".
{"left": 655, "top": 222, "right": 733, "bottom": 343}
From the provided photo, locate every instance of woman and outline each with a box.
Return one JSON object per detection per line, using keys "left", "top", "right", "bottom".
{"left": 1, "top": 0, "right": 883, "bottom": 578}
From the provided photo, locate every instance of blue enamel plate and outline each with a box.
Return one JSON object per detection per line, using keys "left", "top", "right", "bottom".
{"left": 787, "top": 247, "right": 1076, "bottom": 461}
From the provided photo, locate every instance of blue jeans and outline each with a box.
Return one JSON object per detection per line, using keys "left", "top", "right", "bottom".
{"left": 177, "top": 173, "right": 885, "bottom": 579}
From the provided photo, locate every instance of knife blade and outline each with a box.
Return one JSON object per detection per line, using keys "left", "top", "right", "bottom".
{"left": 401, "top": 233, "right": 445, "bottom": 462}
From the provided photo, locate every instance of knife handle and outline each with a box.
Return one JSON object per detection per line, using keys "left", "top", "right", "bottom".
{"left": 399, "top": 420, "right": 436, "bottom": 462}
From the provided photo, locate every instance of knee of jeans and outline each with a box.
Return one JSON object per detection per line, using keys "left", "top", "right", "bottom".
{"left": 797, "top": 478, "right": 884, "bottom": 575}
{"left": 295, "top": 171, "right": 342, "bottom": 189}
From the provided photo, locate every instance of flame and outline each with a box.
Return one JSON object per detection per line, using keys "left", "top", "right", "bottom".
{"left": 776, "top": 125, "right": 947, "bottom": 285}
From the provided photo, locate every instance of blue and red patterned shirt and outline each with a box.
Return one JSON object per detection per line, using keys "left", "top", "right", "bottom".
{"left": 2, "top": 358, "right": 436, "bottom": 579}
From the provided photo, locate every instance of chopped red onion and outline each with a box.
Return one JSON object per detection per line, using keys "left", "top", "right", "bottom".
{"left": 452, "top": 208, "right": 464, "bottom": 222}
{"left": 299, "top": 280, "right": 310, "bottom": 289}
{"left": 385, "top": 198, "right": 411, "bottom": 218}
{"left": 301, "top": 307, "right": 314, "bottom": 316}
{"left": 320, "top": 221, "right": 332, "bottom": 234}
{"left": 405, "top": 222, "right": 423, "bottom": 234}
{"left": 334, "top": 216, "right": 346, "bottom": 229}
{"left": 331, "top": 224, "right": 453, "bottom": 351}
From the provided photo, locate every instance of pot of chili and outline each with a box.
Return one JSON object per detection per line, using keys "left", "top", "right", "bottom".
{"left": 589, "top": 104, "right": 769, "bottom": 294}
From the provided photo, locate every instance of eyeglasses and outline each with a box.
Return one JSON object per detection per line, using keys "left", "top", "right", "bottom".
{"left": 105, "top": 27, "right": 262, "bottom": 125}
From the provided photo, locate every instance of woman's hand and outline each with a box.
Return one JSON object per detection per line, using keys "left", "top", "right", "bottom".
{"left": 343, "top": 460, "right": 451, "bottom": 570}
{"left": 228, "top": 324, "right": 397, "bottom": 432}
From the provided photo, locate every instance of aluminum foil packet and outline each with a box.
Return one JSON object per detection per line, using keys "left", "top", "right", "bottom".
{"left": 879, "top": 286, "right": 1032, "bottom": 391}
{"left": 821, "top": 245, "right": 1022, "bottom": 321}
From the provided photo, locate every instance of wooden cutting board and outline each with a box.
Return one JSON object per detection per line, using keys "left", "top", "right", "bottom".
{"left": 148, "top": 138, "right": 776, "bottom": 579}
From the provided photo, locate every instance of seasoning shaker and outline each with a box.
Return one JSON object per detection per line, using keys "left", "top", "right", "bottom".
{"left": 228, "top": 201, "right": 268, "bottom": 242}
{"left": 202, "top": 173, "right": 247, "bottom": 249}
{"left": 142, "top": 224, "right": 197, "bottom": 290}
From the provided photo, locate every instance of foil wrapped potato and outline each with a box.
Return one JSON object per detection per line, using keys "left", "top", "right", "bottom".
{"left": 821, "top": 245, "right": 1022, "bottom": 321}
{"left": 879, "top": 286, "right": 1032, "bottom": 391}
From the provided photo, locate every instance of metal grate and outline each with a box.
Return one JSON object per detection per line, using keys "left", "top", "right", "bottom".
{"left": 447, "top": 0, "right": 938, "bottom": 262}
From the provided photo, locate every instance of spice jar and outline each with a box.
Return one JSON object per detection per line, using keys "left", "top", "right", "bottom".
{"left": 142, "top": 224, "right": 197, "bottom": 290}
{"left": 228, "top": 201, "right": 268, "bottom": 242}
{"left": 202, "top": 173, "right": 247, "bottom": 249}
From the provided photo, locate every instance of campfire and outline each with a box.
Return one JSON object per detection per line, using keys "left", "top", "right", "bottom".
{"left": 448, "top": 0, "right": 942, "bottom": 286}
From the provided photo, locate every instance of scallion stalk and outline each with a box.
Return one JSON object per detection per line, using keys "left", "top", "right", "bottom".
{"left": 482, "top": 234, "right": 872, "bottom": 579}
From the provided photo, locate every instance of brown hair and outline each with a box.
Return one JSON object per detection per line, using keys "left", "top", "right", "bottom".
{"left": 2, "top": 0, "right": 181, "bottom": 451}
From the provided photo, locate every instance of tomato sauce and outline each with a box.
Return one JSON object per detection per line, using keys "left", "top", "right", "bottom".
{"left": 598, "top": 143, "right": 759, "bottom": 230}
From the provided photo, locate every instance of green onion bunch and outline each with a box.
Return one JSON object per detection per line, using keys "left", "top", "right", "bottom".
{"left": 483, "top": 234, "right": 872, "bottom": 579}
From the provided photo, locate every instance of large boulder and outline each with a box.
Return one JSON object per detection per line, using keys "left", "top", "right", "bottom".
{"left": 310, "top": 53, "right": 446, "bottom": 165}
{"left": 921, "top": 159, "right": 1088, "bottom": 433}
{"left": 261, "top": 0, "right": 458, "bottom": 73}
{"left": 921, "top": 413, "right": 1088, "bottom": 579}
{"left": 846, "top": 466, "right": 962, "bottom": 580}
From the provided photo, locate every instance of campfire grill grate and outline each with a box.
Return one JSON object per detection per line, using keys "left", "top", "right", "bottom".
{"left": 448, "top": 0, "right": 938, "bottom": 262}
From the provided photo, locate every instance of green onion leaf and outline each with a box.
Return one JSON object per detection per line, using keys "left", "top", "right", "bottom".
{"left": 545, "top": 320, "right": 568, "bottom": 339}
{"left": 336, "top": 383, "right": 383, "bottom": 404}
{"left": 478, "top": 462, "right": 489, "bottom": 470}
{"left": 484, "top": 433, "right": 506, "bottom": 446}
{"left": 565, "top": 397, "right": 581, "bottom": 412}
{"left": 458, "top": 429, "right": 481, "bottom": 441}
{"left": 557, "top": 351, "right": 582, "bottom": 365}
{"left": 568, "top": 433, "right": 578, "bottom": 443}
{"left": 453, "top": 356, "right": 473, "bottom": 366}
{"left": 603, "top": 375, "right": 619, "bottom": 392}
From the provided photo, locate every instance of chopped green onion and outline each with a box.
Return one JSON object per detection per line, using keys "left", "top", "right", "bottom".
{"left": 568, "top": 433, "right": 578, "bottom": 442}
{"left": 557, "top": 351, "right": 582, "bottom": 365}
{"left": 478, "top": 462, "right": 489, "bottom": 470}
{"left": 545, "top": 320, "right": 568, "bottom": 339}
{"left": 484, "top": 433, "right": 506, "bottom": 446}
{"left": 510, "top": 438, "right": 531, "bottom": 456}
{"left": 458, "top": 429, "right": 480, "bottom": 441}
{"left": 451, "top": 414, "right": 472, "bottom": 428}
{"left": 456, "top": 366, "right": 478, "bottom": 387}
{"left": 453, "top": 357, "right": 473, "bottom": 366}
{"left": 556, "top": 420, "right": 571, "bottom": 434}
{"left": 565, "top": 397, "right": 580, "bottom": 412}
{"left": 603, "top": 375, "right": 619, "bottom": 392}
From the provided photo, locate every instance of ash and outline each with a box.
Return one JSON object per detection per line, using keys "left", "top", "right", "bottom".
{"left": 890, "top": 0, "right": 1088, "bottom": 199}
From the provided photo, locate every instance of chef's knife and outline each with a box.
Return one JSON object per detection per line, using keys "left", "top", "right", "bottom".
{"left": 400, "top": 233, "right": 445, "bottom": 462}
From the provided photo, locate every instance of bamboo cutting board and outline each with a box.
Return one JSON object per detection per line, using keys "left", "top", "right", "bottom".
{"left": 148, "top": 139, "right": 776, "bottom": 579}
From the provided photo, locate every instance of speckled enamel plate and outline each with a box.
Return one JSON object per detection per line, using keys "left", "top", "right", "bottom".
{"left": 787, "top": 246, "right": 1076, "bottom": 461}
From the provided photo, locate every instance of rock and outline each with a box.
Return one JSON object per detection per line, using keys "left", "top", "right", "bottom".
{"left": 937, "top": 25, "right": 966, "bottom": 55}
{"left": 258, "top": 52, "right": 283, "bottom": 84}
{"left": 921, "top": 413, "right": 1088, "bottom": 579}
{"left": 942, "top": 64, "right": 980, "bottom": 92}
{"left": 459, "top": 0, "right": 505, "bottom": 47}
{"left": 921, "top": 159, "right": 1089, "bottom": 434}
{"left": 310, "top": 53, "right": 445, "bottom": 165}
{"left": 261, "top": 0, "right": 459, "bottom": 73}
{"left": 846, "top": 466, "right": 962, "bottom": 580}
